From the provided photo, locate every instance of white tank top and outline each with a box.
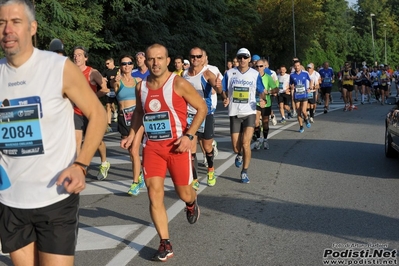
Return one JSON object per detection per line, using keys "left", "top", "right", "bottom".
{"left": 224, "top": 67, "right": 260, "bottom": 116}
{"left": 0, "top": 48, "right": 76, "bottom": 208}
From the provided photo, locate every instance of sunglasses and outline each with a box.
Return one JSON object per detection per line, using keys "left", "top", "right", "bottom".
{"left": 237, "top": 55, "right": 249, "bottom": 60}
{"left": 121, "top": 61, "right": 133, "bottom": 66}
{"left": 189, "top": 54, "right": 203, "bottom": 59}
{"left": 255, "top": 65, "right": 264, "bottom": 68}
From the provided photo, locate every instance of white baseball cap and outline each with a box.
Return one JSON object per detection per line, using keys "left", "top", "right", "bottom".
{"left": 183, "top": 59, "right": 190, "bottom": 65}
{"left": 236, "top": 48, "right": 251, "bottom": 58}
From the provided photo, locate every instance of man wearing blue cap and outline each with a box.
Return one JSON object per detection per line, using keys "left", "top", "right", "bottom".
{"left": 251, "top": 54, "right": 261, "bottom": 69}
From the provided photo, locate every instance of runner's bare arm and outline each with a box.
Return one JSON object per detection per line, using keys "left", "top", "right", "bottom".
{"left": 175, "top": 76, "right": 207, "bottom": 136}
{"left": 59, "top": 59, "right": 107, "bottom": 193}
{"left": 92, "top": 69, "right": 110, "bottom": 97}
{"left": 204, "top": 70, "right": 222, "bottom": 94}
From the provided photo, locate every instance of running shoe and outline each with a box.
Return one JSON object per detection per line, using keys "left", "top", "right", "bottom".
{"left": 207, "top": 168, "right": 216, "bottom": 187}
{"left": 292, "top": 110, "right": 298, "bottom": 118}
{"left": 271, "top": 115, "right": 277, "bottom": 126}
{"left": 263, "top": 139, "right": 269, "bottom": 150}
{"left": 299, "top": 127, "right": 304, "bottom": 133}
{"left": 310, "top": 117, "right": 314, "bottom": 123}
{"left": 324, "top": 107, "right": 328, "bottom": 114}
{"left": 305, "top": 119, "right": 311, "bottom": 128}
{"left": 280, "top": 118, "right": 287, "bottom": 124}
{"left": 212, "top": 140, "right": 218, "bottom": 158}
{"left": 97, "top": 161, "right": 110, "bottom": 180}
{"left": 254, "top": 139, "right": 261, "bottom": 150}
{"left": 185, "top": 199, "right": 200, "bottom": 224}
{"left": 287, "top": 112, "right": 292, "bottom": 119}
{"left": 240, "top": 172, "right": 250, "bottom": 184}
{"left": 138, "top": 172, "right": 145, "bottom": 189}
{"left": 127, "top": 181, "right": 141, "bottom": 196}
{"left": 343, "top": 105, "right": 349, "bottom": 112}
{"left": 235, "top": 154, "right": 243, "bottom": 168}
{"left": 152, "top": 239, "right": 174, "bottom": 262}
{"left": 191, "top": 179, "right": 200, "bottom": 191}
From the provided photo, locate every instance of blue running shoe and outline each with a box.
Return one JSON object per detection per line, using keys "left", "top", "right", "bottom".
{"left": 235, "top": 154, "right": 243, "bottom": 168}
{"left": 240, "top": 172, "right": 250, "bottom": 183}
{"left": 306, "top": 119, "right": 311, "bottom": 128}
{"left": 299, "top": 127, "right": 304, "bottom": 133}
{"left": 127, "top": 182, "right": 140, "bottom": 196}
{"left": 138, "top": 172, "right": 145, "bottom": 189}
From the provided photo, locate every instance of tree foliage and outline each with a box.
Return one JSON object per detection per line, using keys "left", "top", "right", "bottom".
{"left": 2, "top": 0, "right": 398, "bottom": 72}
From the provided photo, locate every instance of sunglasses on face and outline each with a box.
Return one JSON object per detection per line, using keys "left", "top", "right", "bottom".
{"left": 255, "top": 65, "right": 264, "bottom": 68}
{"left": 237, "top": 55, "right": 249, "bottom": 60}
{"left": 121, "top": 62, "right": 133, "bottom": 66}
{"left": 189, "top": 54, "right": 203, "bottom": 59}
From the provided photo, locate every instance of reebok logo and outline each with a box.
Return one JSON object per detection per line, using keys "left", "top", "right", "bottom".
{"left": 8, "top": 81, "right": 26, "bottom": 87}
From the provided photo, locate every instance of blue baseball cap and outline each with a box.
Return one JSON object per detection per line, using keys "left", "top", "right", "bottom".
{"left": 252, "top": 54, "right": 261, "bottom": 61}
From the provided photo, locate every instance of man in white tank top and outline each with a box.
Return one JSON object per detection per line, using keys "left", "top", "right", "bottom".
{"left": 0, "top": 1, "right": 107, "bottom": 265}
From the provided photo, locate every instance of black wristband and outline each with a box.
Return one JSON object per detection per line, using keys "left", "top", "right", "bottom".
{"left": 73, "top": 161, "right": 89, "bottom": 168}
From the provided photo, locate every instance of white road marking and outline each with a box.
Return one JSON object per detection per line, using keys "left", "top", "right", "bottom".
{"left": 77, "top": 225, "right": 141, "bottom": 251}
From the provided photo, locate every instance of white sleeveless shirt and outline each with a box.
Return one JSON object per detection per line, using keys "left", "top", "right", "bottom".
{"left": 0, "top": 48, "right": 76, "bottom": 208}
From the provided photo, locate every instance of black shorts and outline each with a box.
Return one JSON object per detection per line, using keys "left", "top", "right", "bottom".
{"left": 117, "top": 113, "right": 130, "bottom": 137}
{"left": 230, "top": 114, "right": 256, "bottom": 134}
{"left": 278, "top": 93, "right": 291, "bottom": 105}
{"left": 380, "top": 85, "right": 389, "bottom": 91}
{"left": 320, "top": 87, "right": 332, "bottom": 94}
{"left": 354, "top": 81, "right": 362, "bottom": 86}
{"left": 197, "top": 114, "right": 215, "bottom": 140}
{"left": 74, "top": 113, "right": 88, "bottom": 133}
{"left": 256, "top": 106, "right": 272, "bottom": 117}
{"left": 362, "top": 80, "right": 371, "bottom": 87}
{"left": 343, "top": 84, "right": 354, "bottom": 92}
{"left": 307, "top": 92, "right": 316, "bottom": 104}
{"left": 0, "top": 194, "right": 79, "bottom": 255}
{"left": 106, "top": 96, "right": 117, "bottom": 104}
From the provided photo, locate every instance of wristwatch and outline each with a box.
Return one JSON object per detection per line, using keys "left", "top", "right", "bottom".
{"left": 185, "top": 134, "right": 194, "bottom": 141}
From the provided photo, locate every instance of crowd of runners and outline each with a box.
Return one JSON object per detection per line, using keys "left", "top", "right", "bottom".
{"left": 53, "top": 41, "right": 399, "bottom": 262}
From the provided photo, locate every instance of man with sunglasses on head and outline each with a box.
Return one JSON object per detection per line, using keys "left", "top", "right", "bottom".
{"left": 183, "top": 47, "right": 222, "bottom": 188}
{"left": 223, "top": 48, "right": 266, "bottom": 183}
{"left": 132, "top": 51, "right": 150, "bottom": 79}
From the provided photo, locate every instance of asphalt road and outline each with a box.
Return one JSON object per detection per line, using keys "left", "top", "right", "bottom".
{"left": 1, "top": 90, "right": 398, "bottom": 266}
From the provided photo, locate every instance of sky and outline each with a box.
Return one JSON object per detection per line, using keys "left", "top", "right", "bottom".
{"left": 348, "top": 0, "right": 357, "bottom": 6}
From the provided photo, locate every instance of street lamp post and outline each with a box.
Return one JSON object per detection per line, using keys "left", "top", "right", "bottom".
{"left": 292, "top": 0, "right": 296, "bottom": 57}
{"left": 384, "top": 24, "right": 387, "bottom": 65}
{"left": 370, "top": 13, "right": 376, "bottom": 65}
